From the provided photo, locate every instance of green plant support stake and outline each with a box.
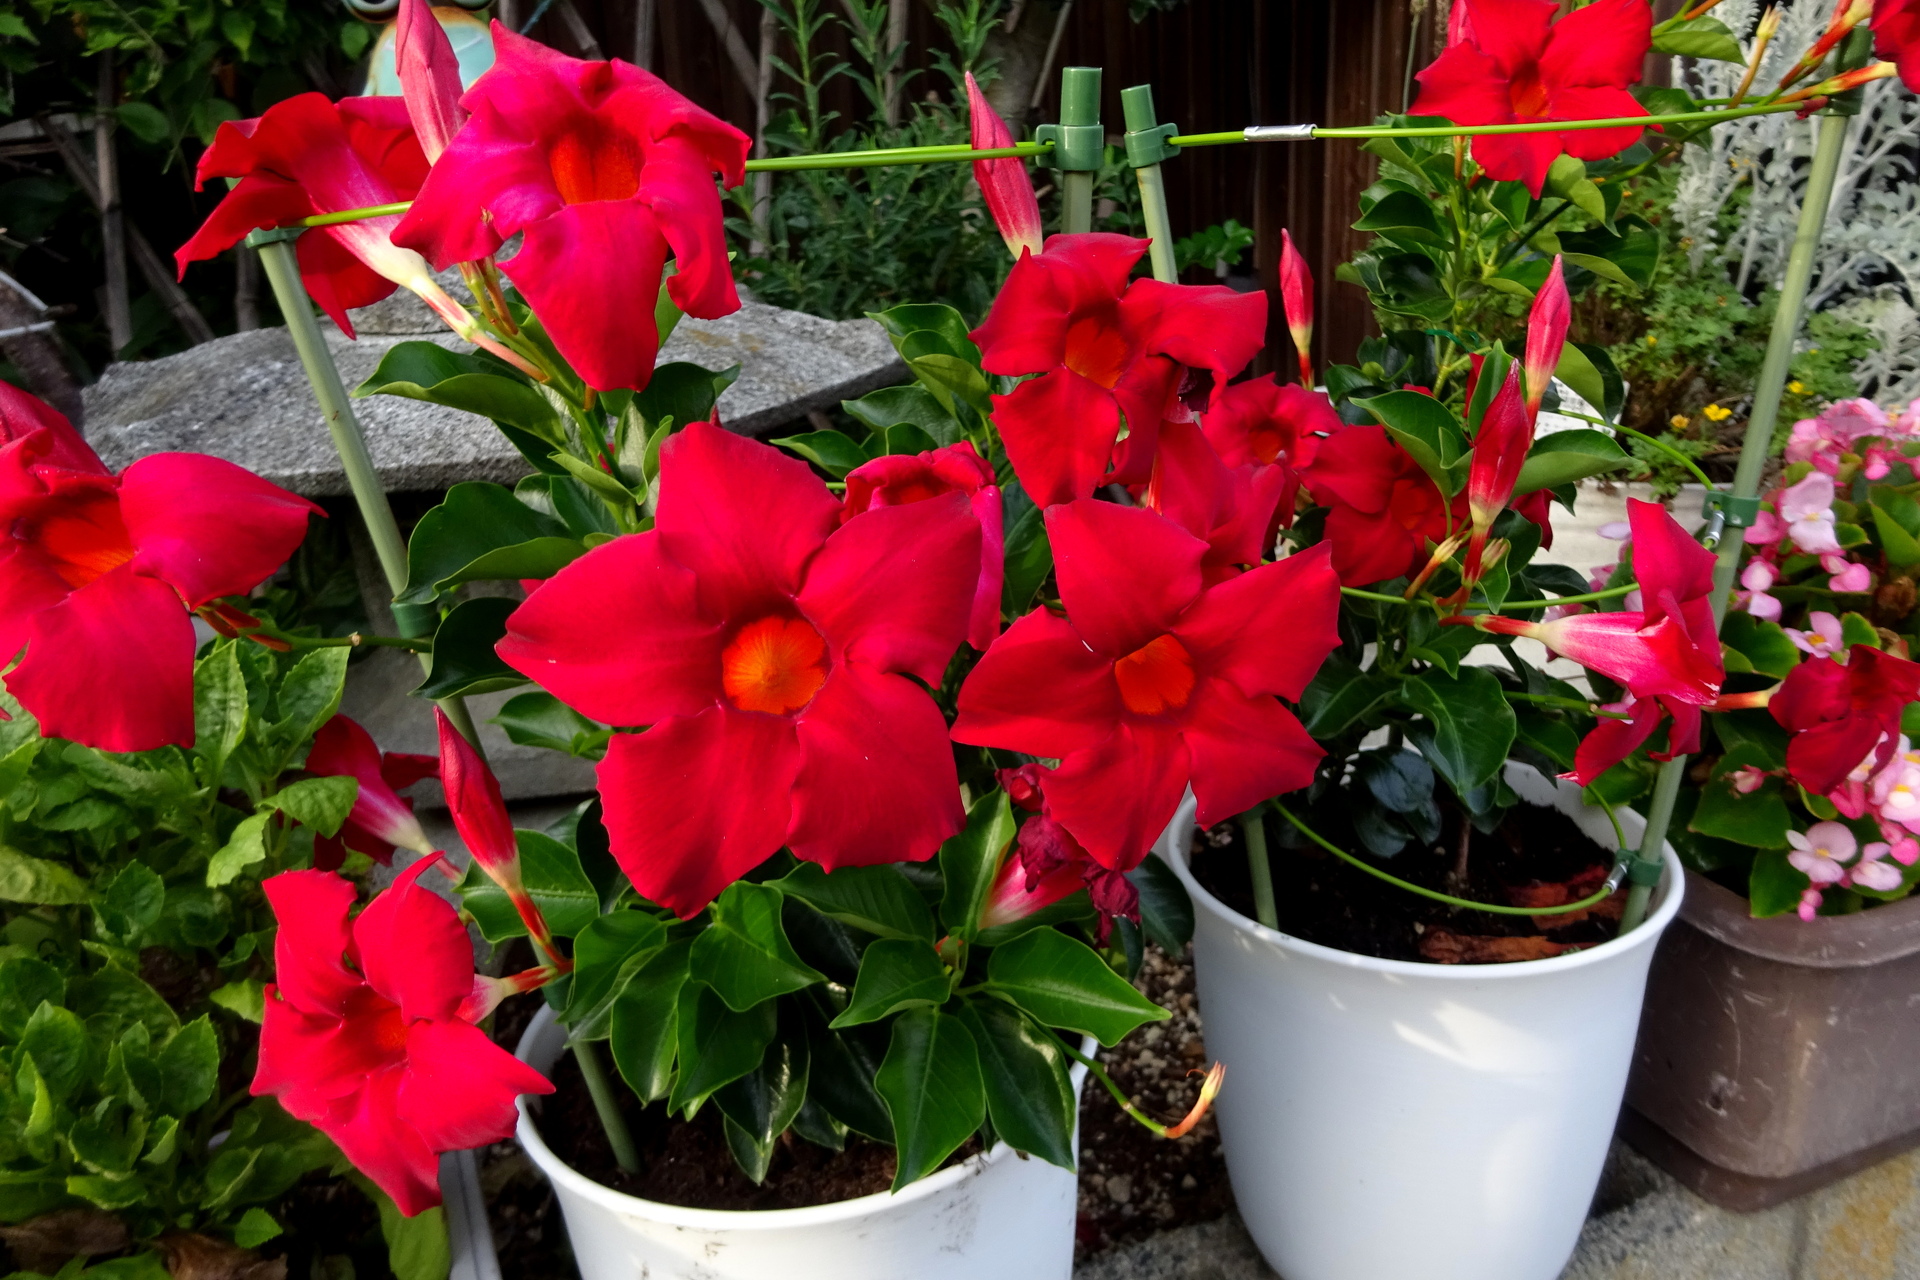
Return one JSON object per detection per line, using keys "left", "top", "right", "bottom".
{"left": 1618, "top": 32, "right": 1870, "bottom": 933}
{"left": 1037, "top": 66, "right": 1102, "bottom": 235}
{"left": 1121, "top": 84, "right": 1181, "bottom": 284}
{"left": 247, "top": 228, "right": 488, "bottom": 754}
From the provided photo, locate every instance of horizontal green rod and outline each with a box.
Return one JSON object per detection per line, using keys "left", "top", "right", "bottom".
{"left": 1170, "top": 101, "right": 1801, "bottom": 148}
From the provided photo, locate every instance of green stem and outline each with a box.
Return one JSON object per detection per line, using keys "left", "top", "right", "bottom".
{"left": 1341, "top": 586, "right": 1412, "bottom": 605}
{"left": 1240, "top": 808, "right": 1278, "bottom": 930}
{"left": 1586, "top": 418, "right": 1720, "bottom": 490}
{"left": 1503, "top": 691, "right": 1633, "bottom": 718}
{"left": 1478, "top": 582, "right": 1638, "bottom": 611}
{"left": 1043, "top": 1028, "right": 1173, "bottom": 1138}
{"left": 1170, "top": 102, "right": 1802, "bottom": 148}
{"left": 571, "top": 1038, "right": 640, "bottom": 1173}
{"left": 1273, "top": 801, "right": 1626, "bottom": 917}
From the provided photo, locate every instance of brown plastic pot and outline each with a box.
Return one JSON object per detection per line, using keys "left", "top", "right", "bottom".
{"left": 1623, "top": 869, "right": 1920, "bottom": 1211}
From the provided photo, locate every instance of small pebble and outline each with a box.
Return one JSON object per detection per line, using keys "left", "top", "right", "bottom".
{"left": 1106, "top": 1175, "right": 1133, "bottom": 1204}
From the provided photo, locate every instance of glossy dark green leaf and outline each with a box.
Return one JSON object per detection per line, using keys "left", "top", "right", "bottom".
{"left": 1400, "top": 667, "right": 1517, "bottom": 795}
{"left": 1297, "top": 655, "right": 1397, "bottom": 738}
{"left": 1486, "top": 181, "right": 1532, "bottom": 233}
{"left": 632, "top": 361, "right": 739, "bottom": 431}
{"left": 514, "top": 473, "right": 620, "bottom": 541}
{"left": 715, "top": 1031, "right": 809, "bottom": 1177}
{"left": 1513, "top": 429, "right": 1630, "bottom": 495}
{"left": 692, "top": 882, "right": 827, "bottom": 1012}
{"left": 1554, "top": 342, "right": 1625, "bottom": 424}
{"left": 1353, "top": 749, "right": 1436, "bottom": 815}
{"left": 802, "top": 1004, "right": 892, "bottom": 1141}
{"left": 669, "top": 983, "right": 778, "bottom": 1115}
{"left": 1353, "top": 390, "right": 1468, "bottom": 495}
{"left": 400, "top": 482, "right": 583, "bottom": 605}
{"left": 1544, "top": 155, "right": 1608, "bottom": 226}
{"left": 1560, "top": 218, "right": 1659, "bottom": 291}
{"left": 878, "top": 422, "right": 939, "bottom": 457}
{"left": 1690, "top": 745, "right": 1793, "bottom": 849}
{"left": 609, "top": 939, "right": 692, "bottom": 1103}
{"left": 957, "top": 998, "right": 1075, "bottom": 1170}
{"left": 939, "top": 790, "right": 1015, "bottom": 941}
{"left": 875, "top": 1007, "right": 986, "bottom": 1190}
{"left": 70, "top": 1102, "right": 147, "bottom": 1174}
{"left": 356, "top": 341, "right": 562, "bottom": 437}
{"left": 417, "top": 597, "right": 527, "bottom": 700}
{"left": 563, "top": 912, "right": 668, "bottom": 1040}
{"left": 490, "top": 691, "right": 611, "bottom": 759}
{"left": 1512, "top": 705, "right": 1582, "bottom": 772}
{"left": 841, "top": 385, "right": 961, "bottom": 445}
{"left": 1127, "top": 855, "right": 1193, "bottom": 953}
{"left": 768, "top": 862, "right": 935, "bottom": 942}
{"left": 1000, "top": 479, "right": 1052, "bottom": 617}
{"left": 868, "top": 303, "right": 982, "bottom": 364}
{"left": 1354, "top": 189, "right": 1448, "bottom": 246}
{"left": 830, "top": 939, "right": 952, "bottom": 1027}
{"left": 1355, "top": 250, "right": 1452, "bottom": 322}
{"left": 771, "top": 429, "right": 871, "bottom": 478}
{"left": 458, "top": 830, "right": 600, "bottom": 941}
{"left": 1721, "top": 613, "right": 1800, "bottom": 680}
{"left": 1749, "top": 847, "right": 1809, "bottom": 918}
{"left": 985, "top": 927, "right": 1168, "bottom": 1046}
{"left": 1652, "top": 15, "right": 1744, "bottom": 61}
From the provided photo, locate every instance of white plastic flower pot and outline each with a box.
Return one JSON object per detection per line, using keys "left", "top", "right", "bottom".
{"left": 513, "top": 1004, "right": 1091, "bottom": 1280}
{"left": 1161, "top": 764, "right": 1684, "bottom": 1280}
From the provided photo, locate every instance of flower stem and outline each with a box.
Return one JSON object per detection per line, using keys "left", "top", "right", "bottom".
{"left": 1239, "top": 807, "right": 1278, "bottom": 930}
{"left": 1340, "top": 586, "right": 1411, "bottom": 605}
{"left": 1477, "top": 582, "right": 1639, "bottom": 611}
{"left": 1043, "top": 1026, "right": 1223, "bottom": 1140}
{"left": 571, "top": 1038, "right": 640, "bottom": 1174}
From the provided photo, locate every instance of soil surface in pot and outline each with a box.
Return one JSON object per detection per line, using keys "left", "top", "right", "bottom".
{"left": 1191, "top": 800, "right": 1624, "bottom": 963}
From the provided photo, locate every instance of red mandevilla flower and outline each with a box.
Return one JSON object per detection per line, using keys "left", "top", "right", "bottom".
{"left": 970, "top": 233, "right": 1267, "bottom": 507}
{"left": 254, "top": 860, "right": 553, "bottom": 1216}
{"left": 394, "top": 0, "right": 467, "bottom": 162}
{"left": 966, "top": 72, "right": 1042, "bottom": 260}
{"left": 952, "top": 501, "right": 1341, "bottom": 871}
{"left": 982, "top": 764, "right": 1138, "bottom": 941}
{"left": 1301, "top": 423, "right": 1467, "bottom": 587}
{"left": 1772, "top": 644, "right": 1920, "bottom": 796}
{"left": 1878, "top": 0, "right": 1920, "bottom": 91}
{"left": 1523, "top": 257, "right": 1571, "bottom": 419}
{"left": 1142, "top": 419, "right": 1289, "bottom": 584}
{"left": 1278, "top": 229, "right": 1315, "bottom": 386}
{"left": 436, "top": 708, "right": 558, "bottom": 953}
{"left": 305, "top": 715, "right": 438, "bottom": 870}
{"left": 1463, "top": 366, "right": 1531, "bottom": 580}
{"left": 1200, "top": 373, "right": 1340, "bottom": 530}
{"left": 841, "top": 442, "right": 1004, "bottom": 651}
{"left": 392, "top": 25, "right": 750, "bottom": 393}
{"left": 0, "top": 384, "right": 317, "bottom": 751}
{"left": 1410, "top": 0, "right": 1654, "bottom": 195}
{"left": 498, "top": 422, "right": 980, "bottom": 917}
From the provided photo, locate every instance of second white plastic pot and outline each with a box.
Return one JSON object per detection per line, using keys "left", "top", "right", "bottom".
{"left": 1161, "top": 764, "right": 1684, "bottom": 1280}
{"left": 514, "top": 1005, "right": 1091, "bottom": 1280}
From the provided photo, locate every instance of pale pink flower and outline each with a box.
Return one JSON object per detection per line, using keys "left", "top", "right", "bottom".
{"left": 1848, "top": 842, "right": 1904, "bottom": 892}
{"left": 1822, "top": 398, "right": 1890, "bottom": 443}
{"left": 1830, "top": 744, "right": 1880, "bottom": 819}
{"left": 1798, "top": 887, "right": 1824, "bottom": 921}
{"left": 1598, "top": 520, "right": 1632, "bottom": 542}
{"left": 1787, "top": 821, "right": 1856, "bottom": 886}
{"left": 1895, "top": 400, "right": 1920, "bottom": 437}
{"left": 1729, "top": 765, "right": 1770, "bottom": 794}
{"left": 1872, "top": 757, "right": 1920, "bottom": 834}
{"left": 1746, "top": 509, "right": 1787, "bottom": 545}
{"left": 1786, "top": 611, "right": 1846, "bottom": 660}
{"left": 1780, "top": 472, "right": 1842, "bottom": 555}
{"left": 1888, "top": 833, "right": 1920, "bottom": 866}
{"left": 1740, "top": 559, "right": 1782, "bottom": 621}
{"left": 1829, "top": 561, "right": 1873, "bottom": 593}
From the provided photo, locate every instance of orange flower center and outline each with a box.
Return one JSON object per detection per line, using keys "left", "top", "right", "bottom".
{"left": 548, "top": 122, "right": 643, "bottom": 205}
{"left": 722, "top": 616, "right": 830, "bottom": 715}
{"left": 1113, "top": 634, "right": 1196, "bottom": 716}
{"left": 1508, "top": 66, "right": 1551, "bottom": 120}
{"left": 25, "top": 493, "right": 135, "bottom": 589}
{"left": 1063, "top": 310, "right": 1131, "bottom": 389}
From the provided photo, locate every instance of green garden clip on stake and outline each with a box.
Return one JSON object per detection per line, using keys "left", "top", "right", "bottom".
{"left": 1121, "top": 84, "right": 1181, "bottom": 285}
{"left": 1036, "top": 66, "right": 1102, "bottom": 235}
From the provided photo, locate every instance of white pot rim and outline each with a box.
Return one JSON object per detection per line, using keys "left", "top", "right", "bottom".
{"left": 1164, "top": 784, "right": 1686, "bottom": 981}
{"left": 514, "top": 1005, "right": 1085, "bottom": 1231}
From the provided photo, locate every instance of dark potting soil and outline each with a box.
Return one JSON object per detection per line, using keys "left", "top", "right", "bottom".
{"left": 1191, "top": 801, "right": 1623, "bottom": 964}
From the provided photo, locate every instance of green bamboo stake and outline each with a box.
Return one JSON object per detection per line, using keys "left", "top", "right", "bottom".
{"left": 248, "top": 228, "right": 487, "bottom": 752}
{"left": 1039, "top": 67, "right": 1102, "bottom": 235}
{"left": 1617, "top": 35, "right": 1869, "bottom": 933}
{"left": 1121, "top": 84, "right": 1180, "bottom": 284}
{"left": 1240, "top": 807, "right": 1279, "bottom": 930}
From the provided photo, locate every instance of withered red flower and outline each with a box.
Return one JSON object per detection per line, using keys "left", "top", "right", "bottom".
{"left": 982, "top": 763, "right": 1138, "bottom": 941}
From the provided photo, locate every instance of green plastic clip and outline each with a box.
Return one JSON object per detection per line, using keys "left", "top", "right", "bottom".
{"left": 1120, "top": 85, "right": 1179, "bottom": 168}
{"left": 1702, "top": 491, "right": 1763, "bottom": 529}
{"left": 245, "top": 226, "right": 304, "bottom": 248}
{"left": 1626, "top": 857, "right": 1665, "bottom": 888}
{"left": 1828, "top": 26, "right": 1875, "bottom": 117}
{"left": 1035, "top": 66, "right": 1104, "bottom": 171}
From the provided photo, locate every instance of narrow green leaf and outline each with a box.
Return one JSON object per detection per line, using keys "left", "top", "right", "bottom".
{"left": 770, "top": 429, "right": 871, "bottom": 478}
{"left": 939, "top": 790, "right": 1015, "bottom": 941}
{"left": 609, "top": 939, "right": 692, "bottom": 1103}
{"left": 956, "top": 999, "right": 1075, "bottom": 1171}
{"left": 356, "top": 341, "right": 561, "bottom": 437}
{"left": 875, "top": 1007, "right": 986, "bottom": 1191}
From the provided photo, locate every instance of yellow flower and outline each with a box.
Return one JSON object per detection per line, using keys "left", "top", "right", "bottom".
{"left": 1670, "top": 414, "right": 1691, "bottom": 430}
{"left": 1702, "top": 404, "right": 1733, "bottom": 422}
{"left": 1646, "top": 334, "right": 1659, "bottom": 348}
{"left": 1788, "top": 380, "right": 1808, "bottom": 395}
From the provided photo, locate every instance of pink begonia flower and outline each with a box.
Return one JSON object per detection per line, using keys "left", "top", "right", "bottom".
{"left": 1787, "top": 821, "right": 1856, "bottom": 886}
{"left": 1897, "top": 399, "right": 1920, "bottom": 436}
{"left": 1829, "top": 744, "right": 1880, "bottom": 819}
{"left": 1829, "top": 560, "right": 1873, "bottom": 593}
{"left": 1871, "top": 755, "right": 1920, "bottom": 834}
{"left": 1729, "top": 765, "right": 1771, "bottom": 795}
{"left": 1823, "top": 397, "right": 1891, "bottom": 442}
{"left": 1850, "top": 841, "right": 1905, "bottom": 892}
{"left": 1740, "top": 559, "right": 1782, "bottom": 621}
{"left": 1745, "top": 508, "right": 1787, "bottom": 545}
{"left": 1786, "top": 611, "right": 1846, "bottom": 660}
{"left": 1888, "top": 833, "right": 1920, "bottom": 866}
{"left": 1798, "top": 888, "right": 1824, "bottom": 922}
{"left": 1779, "top": 472, "right": 1842, "bottom": 555}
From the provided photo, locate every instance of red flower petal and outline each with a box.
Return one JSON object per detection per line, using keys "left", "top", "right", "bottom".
{"left": 1457, "top": 0, "right": 1557, "bottom": 75}
{"left": 1547, "top": 87, "right": 1650, "bottom": 161}
{"left": 1410, "top": 42, "right": 1516, "bottom": 130}
{"left": 972, "top": 234, "right": 1147, "bottom": 376}
{"left": 0, "top": 544, "right": 70, "bottom": 666}
{"left": 1541, "top": 0, "right": 1652, "bottom": 88}
{"left": 788, "top": 664, "right": 965, "bottom": 872}
{"left": 326, "top": 1066, "right": 444, "bottom": 1218}
{"left": 598, "top": 706, "right": 802, "bottom": 917}
{"left": 255, "top": 995, "right": 400, "bottom": 1114}
{"left": 1565, "top": 696, "right": 1666, "bottom": 786}
{"left": 1044, "top": 723, "right": 1191, "bottom": 872}
{"left": 1172, "top": 543, "right": 1340, "bottom": 702}
{"left": 798, "top": 492, "right": 978, "bottom": 685}
{"left": 966, "top": 71, "right": 1043, "bottom": 259}
{"left": 308, "top": 715, "right": 429, "bottom": 861}
{"left": 394, "top": 0, "right": 467, "bottom": 162}
{"left": 7, "top": 566, "right": 194, "bottom": 751}
{"left": 263, "top": 870, "right": 364, "bottom": 1018}
{"left": 654, "top": 422, "right": 840, "bottom": 622}
{"left": 500, "top": 198, "right": 671, "bottom": 392}
{"left": 644, "top": 142, "right": 744, "bottom": 322}
{"left": 353, "top": 857, "right": 473, "bottom": 1024}
{"left": 117, "top": 453, "right": 318, "bottom": 607}
{"left": 1047, "top": 500, "right": 1206, "bottom": 659}
{"left": 992, "top": 367, "right": 1124, "bottom": 508}
{"left": 1466, "top": 130, "right": 1566, "bottom": 195}
{"left": 1183, "top": 680, "right": 1324, "bottom": 828}
{"left": 1119, "top": 279, "right": 1268, "bottom": 407}
{"left": 950, "top": 609, "right": 1122, "bottom": 759}
{"left": 399, "top": 1019, "right": 553, "bottom": 1154}
{"left": 497, "top": 530, "right": 723, "bottom": 727}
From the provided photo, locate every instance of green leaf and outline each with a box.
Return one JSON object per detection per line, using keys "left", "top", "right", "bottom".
{"left": 1400, "top": 667, "right": 1518, "bottom": 795}
{"left": 1652, "top": 15, "right": 1745, "bottom": 62}
{"left": 0, "top": 957, "right": 63, "bottom": 1038}
{"left": 632, "top": 361, "right": 739, "bottom": 432}
{"left": 956, "top": 999, "right": 1075, "bottom": 1170}
{"left": 400, "top": 482, "right": 583, "bottom": 605}
{"left": 1749, "top": 847, "right": 1809, "bottom": 918}
{"left": 1721, "top": 613, "right": 1800, "bottom": 679}
{"left": 115, "top": 101, "right": 171, "bottom": 144}
{"left": 1561, "top": 218, "right": 1659, "bottom": 291}
{"left": 1297, "top": 655, "right": 1397, "bottom": 738}
{"left": 69, "top": 967, "right": 178, "bottom": 1041}
{"left": 1354, "top": 189, "right": 1448, "bottom": 246}
{"left": 609, "top": 939, "right": 692, "bottom": 1103}
{"left": 66, "top": 1172, "right": 146, "bottom": 1211}
{"left": 1545, "top": 155, "right": 1608, "bottom": 225}
{"left": 457, "top": 830, "right": 600, "bottom": 941}
{"left": 0, "top": 845, "right": 91, "bottom": 904}
{"left": 985, "top": 928, "right": 1169, "bottom": 1047}
{"left": 194, "top": 643, "right": 248, "bottom": 779}
{"left": 1871, "top": 500, "right": 1920, "bottom": 566}
{"left": 1512, "top": 429, "right": 1630, "bottom": 495}
{"left": 1127, "top": 855, "right": 1194, "bottom": 953}
{"left": 1689, "top": 746, "right": 1792, "bottom": 848}
{"left": 517, "top": 473, "right": 621, "bottom": 541}
{"left": 869, "top": 303, "right": 982, "bottom": 363}
{"left": 269, "top": 776, "right": 359, "bottom": 838}
{"left": 999, "top": 479, "right": 1052, "bottom": 616}
{"left": 490, "top": 691, "right": 610, "bottom": 759}
{"left": 875, "top": 1007, "right": 986, "bottom": 1191}
{"left": 22, "top": 1002, "right": 87, "bottom": 1100}
{"left": 210, "top": 980, "right": 266, "bottom": 1024}
{"left": 234, "top": 1208, "right": 284, "bottom": 1250}
{"left": 841, "top": 385, "right": 961, "bottom": 445}
{"left": 1552, "top": 343, "right": 1623, "bottom": 424}
{"left": 878, "top": 422, "right": 939, "bottom": 457}
{"left": 1486, "top": 181, "right": 1533, "bottom": 233}
{"left": 668, "top": 983, "right": 778, "bottom": 1114}
{"left": 802, "top": 1011, "right": 891, "bottom": 1141}
{"left": 356, "top": 342, "right": 562, "bottom": 438}
{"left": 549, "top": 450, "right": 640, "bottom": 510}
{"left": 830, "top": 939, "right": 952, "bottom": 1027}
{"left": 771, "top": 429, "right": 871, "bottom": 478}
{"left": 1353, "top": 390, "right": 1469, "bottom": 494}
{"left": 692, "top": 882, "right": 826, "bottom": 1012}
{"left": 714, "top": 1034, "right": 808, "bottom": 1155}
{"left": 1355, "top": 250, "right": 1453, "bottom": 322}
{"left": 157, "top": 1017, "right": 220, "bottom": 1115}
{"left": 417, "top": 598, "right": 527, "bottom": 700}
{"left": 562, "top": 911, "right": 668, "bottom": 1040}
{"left": 100, "top": 863, "right": 165, "bottom": 939}
{"left": 905, "top": 349, "right": 994, "bottom": 418}
{"left": 206, "top": 813, "right": 271, "bottom": 888}
{"left": 767, "top": 862, "right": 935, "bottom": 942}
{"left": 1842, "top": 612, "right": 1881, "bottom": 649}
{"left": 355, "top": 1174, "right": 452, "bottom": 1280}
{"left": 939, "top": 790, "right": 1015, "bottom": 941}
{"left": 275, "top": 648, "right": 350, "bottom": 745}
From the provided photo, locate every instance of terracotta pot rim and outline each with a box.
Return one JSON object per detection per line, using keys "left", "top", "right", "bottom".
{"left": 1676, "top": 867, "right": 1920, "bottom": 968}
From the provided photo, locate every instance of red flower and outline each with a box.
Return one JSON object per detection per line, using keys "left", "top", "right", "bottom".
{"left": 1142, "top": 419, "right": 1289, "bottom": 583}
{"left": 1772, "top": 645, "right": 1920, "bottom": 796}
{"left": 1563, "top": 694, "right": 1702, "bottom": 787}
{"left": 1200, "top": 373, "right": 1338, "bottom": 530}
{"left": 967, "top": 72, "right": 1042, "bottom": 260}
{"left": 841, "top": 442, "right": 1003, "bottom": 651}
{"left": 1410, "top": 0, "right": 1653, "bottom": 194}
{"left": 952, "top": 501, "right": 1341, "bottom": 871}
{"left": 983, "top": 764, "right": 1138, "bottom": 941}
{"left": 970, "top": 233, "right": 1267, "bottom": 507}
{"left": 1464, "top": 366, "right": 1531, "bottom": 579}
{"left": 254, "top": 860, "right": 554, "bottom": 1216}
{"left": 394, "top": 0, "right": 467, "bottom": 162}
{"left": 305, "top": 715, "right": 438, "bottom": 870}
{"left": 1523, "top": 256, "right": 1570, "bottom": 418}
{"left": 437, "top": 708, "right": 557, "bottom": 952}
{"left": 1278, "top": 229, "right": 1315, "bottom": 386}
{"left": 1877, "top": 0, "right": 1920, "bottom": 91}
{"left": 1301, "top": 424, "right": 1466, "bottom": 586}
{"left": 0, "top": 384, "right": 317, "bottom": 752}
{"left": 497, "top": 422, "right": 980, "bottom": 916}
{"left": 392, "top": 24, "right": 750, "bottom": 392}
{"left": 178, "top": 94, "right": 448, "bottom": 338}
